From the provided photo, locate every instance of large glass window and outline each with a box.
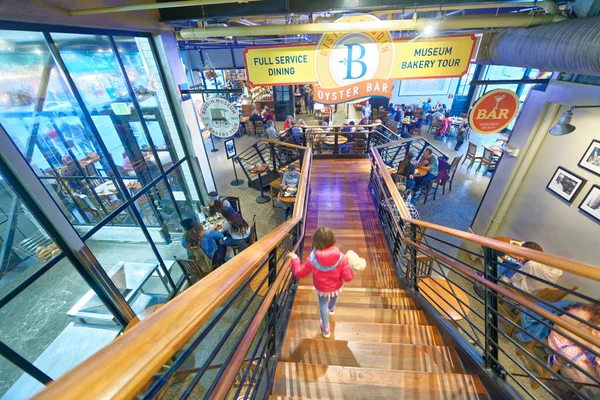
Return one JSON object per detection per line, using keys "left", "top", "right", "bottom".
{"left": 0, "top": 169, "right": 121, "bottom": 398}
{"left": 0, "top": 25, "right": 202, "bottom": 398}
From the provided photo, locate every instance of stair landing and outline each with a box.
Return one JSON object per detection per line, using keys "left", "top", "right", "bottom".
{"left": 274, "top": 159, "right": 488, "bottom": 399}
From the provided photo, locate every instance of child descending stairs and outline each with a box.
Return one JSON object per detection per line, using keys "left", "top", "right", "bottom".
{"left": 269, "top": 159, "right": 488, "bottom": 399}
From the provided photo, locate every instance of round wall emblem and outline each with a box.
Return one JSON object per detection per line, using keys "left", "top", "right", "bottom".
{"left": 199, "top": 97, "right": 240, "bottom": 138}
{"left": 314, "top": 14, "right": 395, "bottom": 104}
{"left": 469, "top": 89, "right": 520, "bottom": 134}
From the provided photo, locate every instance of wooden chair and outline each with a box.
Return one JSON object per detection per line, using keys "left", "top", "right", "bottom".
{"left": 174, "top": 255, "right": 211, "bottom": 286}
{"left": 226, "top": 196, "right": 242, "bottom": 217}
{"left": 419, "top": 179, "right": 439, "bottom": 204}
{"left": 440, "top": 155, "right": 461, "bottom": 195}
{"left": 461, "top": 142, "right": 482, "bottom": 169}
{"left": 249, "top": 215, "right": 258, "bottom": 245}
{"left": 507, "top": 286, "right": 578, "bottom": 337}
{"left": 406, "top": 254, "right": 433, "bottom": 282}
{"left": 353, "top": 139, "right": 367, "bottom": 154}
{"left": 476, "top": 147, "right": 497, "bottom": 174}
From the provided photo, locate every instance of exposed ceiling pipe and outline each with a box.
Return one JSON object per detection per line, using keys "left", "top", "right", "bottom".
{"left": 68, "top": 0, "right": 260, "bottom": 16}
{"left": 179, "top": 13, "right": 565, "bottom": 39}
{"left": 483, "top": 16, "right": 600, "bottom": 76}
{"left": 372, "top": 1, "right": 560, "bottom": 17}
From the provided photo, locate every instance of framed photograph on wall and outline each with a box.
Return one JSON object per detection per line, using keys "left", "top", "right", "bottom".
{"left": 546, "top": 167, "right": 587, "bottom": 203}
{"left": 579, "top": 185, "right": 600, "bottom": 223}
{"left": 224, "top": 138, "right": 237, "bottom": 159}
{"left": 578, "top": 139, "right": 600, "bottom": 176}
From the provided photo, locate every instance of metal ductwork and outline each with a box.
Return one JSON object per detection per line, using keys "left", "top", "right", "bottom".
{"left": 483, "top": 16, "right": 600, "bottom": 76}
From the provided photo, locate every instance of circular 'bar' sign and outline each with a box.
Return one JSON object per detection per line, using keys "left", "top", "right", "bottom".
{"left": 469, "top": 89, "right": 520, "bottom": 134}
{"left": 200, "top": 97, "right": 240, "bottom": 138}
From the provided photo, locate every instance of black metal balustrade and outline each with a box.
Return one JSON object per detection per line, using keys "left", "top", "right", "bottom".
{"left": 369, "top": 143, "right": 600, "bottom": 400}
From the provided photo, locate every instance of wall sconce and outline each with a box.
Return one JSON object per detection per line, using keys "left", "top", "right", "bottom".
{"left": 550, "top": 105, "right": 600, "bottom": 136}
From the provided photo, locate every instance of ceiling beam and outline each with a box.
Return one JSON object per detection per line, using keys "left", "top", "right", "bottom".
{"left": 68, "top": 0, "right": 261, "bottom": 16}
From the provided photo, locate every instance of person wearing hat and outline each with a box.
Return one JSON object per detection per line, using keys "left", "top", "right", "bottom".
{"left": 278, "top": 163, "right": 300, "bottom": 219}
{"left": 202, "top": 191, "right": 232, "bottom": 217}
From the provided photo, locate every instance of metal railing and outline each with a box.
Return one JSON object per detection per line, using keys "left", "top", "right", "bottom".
{"left": 369, "top": 144, "right": 600, "bottom": 400}
{"left": 34, "top": 148, "right": 313, "bottom": 400}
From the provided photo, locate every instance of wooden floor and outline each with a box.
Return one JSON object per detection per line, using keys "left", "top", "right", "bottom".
{"left": 272, "top": 159, "right": 488, "bottom": 399}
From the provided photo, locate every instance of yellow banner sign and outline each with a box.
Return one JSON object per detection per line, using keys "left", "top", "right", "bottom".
{"left": 244, "top": 37, "right": 476, "bottom": 85}
{"left": 244, "top": 15, "right": 476, "bottom": 103}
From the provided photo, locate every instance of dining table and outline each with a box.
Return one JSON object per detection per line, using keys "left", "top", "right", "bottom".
{"left": 323, "top": 135, "right": 348, "bottom": 145}
{"left": 249, "top": 163, "right": 271, "bottom": 204}
{"left": 278, "top": 189, "right": 297, "bottom": 204}
{"left": 483, "top": 144, "right": 503, "bottom": 158}
{"left": 413, "top": 166, "right": 428, "bottom": 178}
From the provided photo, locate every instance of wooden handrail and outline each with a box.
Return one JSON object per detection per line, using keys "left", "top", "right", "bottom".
{"left": 34, "top": 148, "right": 313, "bottom": 400}
{"left": 370, "top": 147, "right": 600, "bottom": 282}
{"left": 259, "top": 138, "right": 306, "bottom": 150}
{"left": 407, "top": 237, "right": 600, "bottom": 350}
{"left": 372, "top": 136, "right": 447, "bottom": 157}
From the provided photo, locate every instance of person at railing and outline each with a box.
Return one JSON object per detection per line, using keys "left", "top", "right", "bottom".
{"left": 501, "top": 242, "right": 563, "bottom": 294}
{"left": 220, "top": 208, "right": 251, "bottom": 249}
{"left": 289, "top": 227, "right": 354, "bottom": 339}
{"left": 283, "top": 115, "right": 294, "bottom": 131}
{"left": 413, "top": 148, "right": 439, "bottom": 194}
{"left": 265, "top": 120, "right": 279, "bottom": 140}
{"left": 548, "top": 303, "right": 600, "bottom": 388}
{"left": 359, "top": 116, "right": 368, "bottom": 126}
{"left": 181, "top": 218, "right": 226, "bottom": 267}
{"left": 278, "top": 163, "right": 300, "bottom": 219}
{"left": 202, "top": 192, "right": 232, "bottom": 217}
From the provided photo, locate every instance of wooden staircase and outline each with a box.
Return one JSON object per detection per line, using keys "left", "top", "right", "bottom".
{"left": 271, "top": 159, "right": 488, "bottom": 399}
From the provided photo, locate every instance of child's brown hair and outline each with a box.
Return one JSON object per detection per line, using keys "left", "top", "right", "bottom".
{"left": 312, "top": 227, "right": 336, "bottom": 250}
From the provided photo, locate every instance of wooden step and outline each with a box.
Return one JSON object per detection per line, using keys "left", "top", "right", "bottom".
{"left": 291, "top": 305, "right": 428, "bottom": 325}
{"left": 286, "top": 319, "right": 443, "bottom": 345}
{"left": 296, "top": 286, "right": 408, "bottom": 298}
{"left": 280, "top": 339, "right": 464, "bottom": 373}
{"left": 272, "top": 363, "right": 488, "bottom": 399}
{"left": 299, "top": 276, "right": 398, "bottom": 289}
{"left": 293, "top": 294, "right": 415, "bottom": 310}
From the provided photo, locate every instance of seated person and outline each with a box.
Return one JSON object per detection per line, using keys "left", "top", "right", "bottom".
{"left": 181, "top": 218, "right": 226, "bottom": 266}
{"left": 414, "top": 148, "right": 439, "bottom": 192}
{"left": 437, "top": 113, "right": 452, "bottom": 138}
{"left": 202, "top": 192, "right": 232, "bottom": 216}
{"left": 249, "top": 110, "right": 263, "bottom": 131}
{"left": 277, "top": 163, "right": 300, "bottom": 219}
{"left": 501, "top": 242, "right": 563, "bottom": 294}
{"left": 548, "top": 303, "right": 600, "bottom": 387}
{"left": 396, "top": 152, "right": 416, "bottom": 192}
{"left": 283, "top": 115, "right": 294, "bottom": 131}
{"left": 265, "top": 120, "right": 279, "bottom": 139}
{"left": 220, "top": 208, "right": 251, "bottom": 248}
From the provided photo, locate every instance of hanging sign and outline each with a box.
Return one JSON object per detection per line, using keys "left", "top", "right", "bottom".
{"left": 199, "top": 97, "right": 240, "bottom": 138}
{"left": 469, "top": 89, "right": 520, "bottom": 134}
{"left": 243, "top": 14, "right": 476, "bottom": 104}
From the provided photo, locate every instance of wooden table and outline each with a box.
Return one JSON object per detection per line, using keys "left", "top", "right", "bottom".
{"left": 249, "top": 164, "right": 271, "bottom": 204}
{"left": 278, "top": 191, "right": 297, "bottom": 204}
{"left": 414, "top": 166, "right": 428, "bottom": 178}
{"left": 323, "top": 135, "right": 348, "bottom": 145}
{"left": 483, "top": 145, "right": 503, "bottom": 158}
{"left": 418, "top": 277, "right": 471, "bottom": 321}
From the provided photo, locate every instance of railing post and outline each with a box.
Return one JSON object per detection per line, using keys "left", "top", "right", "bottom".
{"left": 267, "top": 248, "right": 278, "bottom": 364}
{"left": 409, "top": 224, "right": 419, "bottom": 291}
{"left": 483, "top": 246, "right": 503, "bottom": 378}
{"left": 366, "top": 131, "right": 372, "bottom": 151}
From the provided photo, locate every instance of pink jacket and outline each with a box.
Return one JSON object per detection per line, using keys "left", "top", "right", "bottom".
{"left": 292, "top": 246, "right": 354, "bottom": 293}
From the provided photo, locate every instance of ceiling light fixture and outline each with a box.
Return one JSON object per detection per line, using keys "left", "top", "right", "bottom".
{"left": 549, "top": 105, "right": 600, "bottom": 136}
{"left": 423, "top": 25, "right": 434, "bottom": 35}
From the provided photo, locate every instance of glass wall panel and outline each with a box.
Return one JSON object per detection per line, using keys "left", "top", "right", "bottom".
{"left": 51, "top": 33, "right": 163, "bottom": 189}
{"left": 85, "top": 208, "right": 176, "bottom": 312}
{"left": 0, "top": 30, "right": 126, "bottom": 230}
{"left": 0, "top": 173, "right": 61, "bottom": 298}
{"left": 114, "top": 36, "right": 187, "bottom": 162}
{"left": 0, "top": 256, "right": 121, "bottom": 398}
